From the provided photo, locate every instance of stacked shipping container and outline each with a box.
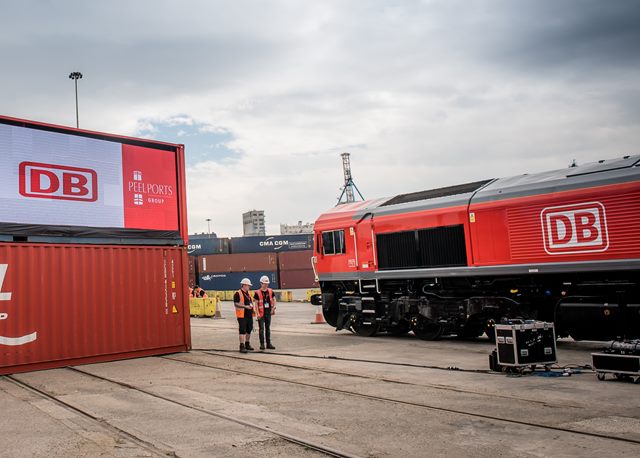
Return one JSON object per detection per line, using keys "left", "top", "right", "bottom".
{"left": 197, "top": 252, "right": 279, "bottom": 289}
{"left": 0, "top": 115, "right": 191, "bottom": 375}
{"left": 229, "top": 234, "right": 313, "bottom": 253}
{"left": 278, "top": 250, "right": 318, "bottom": 289}
{"left": 198, "top": 271, "right": 279, "bottom": 291}
{"left": 187, "top": 237, "right": 229, "bottom": 256}
{"left": 188, "top": 234, "right": 316, "bottom": 291}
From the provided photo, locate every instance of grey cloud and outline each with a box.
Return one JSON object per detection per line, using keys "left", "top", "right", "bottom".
{"left": 465, "top": 0, "right": 640, "bottom": 75}
{"left": 1, "top": 1, "right": 638, "bottom": 235}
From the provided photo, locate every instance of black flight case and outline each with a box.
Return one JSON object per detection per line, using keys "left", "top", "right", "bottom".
{"left": 592, "top": 340, "right": 640, "bottom": 383}
{"left": 495, "top": 321, "right": 557, "bottom": 370}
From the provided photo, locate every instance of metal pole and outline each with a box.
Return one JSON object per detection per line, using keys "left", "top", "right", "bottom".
{"left": 74, "top": 78, "right": 79, "bottom": 128}
{"left": 69, "top": 72, "right": 82, "bottom": 128}
{"left": 206, "top": 218, "right": 211, "bottom": 236}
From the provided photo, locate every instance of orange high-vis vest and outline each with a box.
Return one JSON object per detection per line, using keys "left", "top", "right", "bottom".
{"left": 255, "top": 288, "right": 275, "bottom": 318}
{"left": 236, "top": 290, "right": 253, "bottom": 318}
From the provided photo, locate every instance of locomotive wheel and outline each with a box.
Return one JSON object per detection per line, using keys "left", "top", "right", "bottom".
{"left": 413, "top": 319, "right": 443, "bottom": 341}
{"left": 389, "top": 321, "right": 411, "bottom": 336}
{"left": 322, "top": 307, "right": 339, "bottom": 327}
{"left": 353, "top": 322, "right": 379, "bottom": 337}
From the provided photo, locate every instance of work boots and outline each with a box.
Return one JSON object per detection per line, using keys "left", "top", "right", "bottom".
{"left": 239, "top": 343, "right": 248, "bottom": 354}
{"left": 245, "top": 341, "right": 255, "bottom": 351}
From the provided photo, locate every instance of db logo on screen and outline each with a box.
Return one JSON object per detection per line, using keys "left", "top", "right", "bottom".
{"left": 541, "top": 202, "right": 609, "bottom": 255}
{"left": 19, "top": 162, "right": 98, "bottom": 202}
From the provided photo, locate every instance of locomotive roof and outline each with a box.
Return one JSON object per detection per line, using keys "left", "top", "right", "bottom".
{"left": 347, "top": 155, "right": 640, "bottom": 219}
{"left": 380, "top": 179, "right": 493, "bottom": 207}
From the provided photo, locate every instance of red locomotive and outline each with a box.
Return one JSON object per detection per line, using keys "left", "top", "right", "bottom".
{"left": 312, "top": 156, "right": 640, "bottom": 341}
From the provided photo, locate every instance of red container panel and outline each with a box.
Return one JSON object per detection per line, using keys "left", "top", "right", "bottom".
{"left": 198, "top": 253, "right": 277, "bottom": 273}
{"left": 0, "top": 243, "right": 191, "bottom": 375}
{"left": 278, "top": 250, "right": 314, "bottom": 271}
{"left": 279, "top": 269, "right": 318, "bottom": 289}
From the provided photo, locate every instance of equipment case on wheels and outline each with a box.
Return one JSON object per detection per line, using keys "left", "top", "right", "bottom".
{"left": 495, "top": 321, "right": 557, "bottom": 368}
{"left": 592, "top": 340, "right": 640, "bottom": 382}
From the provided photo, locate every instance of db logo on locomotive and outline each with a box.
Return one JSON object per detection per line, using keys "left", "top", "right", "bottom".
{"left": 541, "top": 202, "right": 609, "bottom": 255}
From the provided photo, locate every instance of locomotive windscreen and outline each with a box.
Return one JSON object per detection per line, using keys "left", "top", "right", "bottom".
{"left": 377, "top": 225, "right": 467, "bottom": 270}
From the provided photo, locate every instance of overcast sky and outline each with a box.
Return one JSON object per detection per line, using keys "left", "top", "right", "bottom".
{"left": 2, "top": 1, "right": 639, "bottom": 236}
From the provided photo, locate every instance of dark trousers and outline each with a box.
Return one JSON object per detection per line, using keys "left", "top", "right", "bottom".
{"left": 258, "top": 309, "right": 272, "bottom": 346}
{"left": 237, "top": 315, "right": 253, "bottom": 335}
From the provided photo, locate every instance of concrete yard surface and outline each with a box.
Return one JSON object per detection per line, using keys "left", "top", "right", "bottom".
{"left": 1, "top": 301, "right": 639, "bottom": 457}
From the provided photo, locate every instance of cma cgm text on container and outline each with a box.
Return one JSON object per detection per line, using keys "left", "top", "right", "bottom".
{"left": 186, "top": 237, "right": 229, "bottom": 256}
{"left": 0, "top": 115, "right": 190, "bottom": 375}
{"left": 230, "top": 234, "right": 313, "bottom": 253}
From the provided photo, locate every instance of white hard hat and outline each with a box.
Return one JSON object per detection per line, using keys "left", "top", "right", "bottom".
{"left": 240, "top": 278, "right": 253, "bottom": 286}
{"left": 260, "top": 275, "right": 270, "bottom": 284}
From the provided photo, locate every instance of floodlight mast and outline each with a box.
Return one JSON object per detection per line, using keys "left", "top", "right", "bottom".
{"left": 68, "top": 72, "right": 83, "bottom": 128}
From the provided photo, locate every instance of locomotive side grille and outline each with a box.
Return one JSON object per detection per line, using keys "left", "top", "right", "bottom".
{"left": 377, "top": 231, "right": 419, "bottom": 269}
{"left": 377, "top": 225, "right": 467, "bottom": 270}
{"left": 418, "top": 225, "right": 467, "bottom": 267}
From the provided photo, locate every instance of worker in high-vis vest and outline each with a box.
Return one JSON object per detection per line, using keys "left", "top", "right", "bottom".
{"left": 254, "top": 275, "right": 277, "bottom": 350}
{"left": 234, "top": 278, "right": 255, "bottom": 353}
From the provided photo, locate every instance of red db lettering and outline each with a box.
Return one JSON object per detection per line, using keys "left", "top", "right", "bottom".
{"left": 19, "top": 162, "right": 97, "bottom": 202}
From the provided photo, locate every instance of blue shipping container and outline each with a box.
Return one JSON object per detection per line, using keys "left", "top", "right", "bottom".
{"left": 230, "top": 234, "right": 313, "bottom": 253}
{"left": 187, "top": 237, "right": 230, "bottom": 256}
{"left": 197, "top": 271, "right": 279, "bottom": 290}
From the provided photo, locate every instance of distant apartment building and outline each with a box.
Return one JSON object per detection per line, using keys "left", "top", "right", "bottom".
{"left": 280, "top": 221, "right": 314, "bottom": 235}
{"left": 243, "top": 210, "right": 266, "bottom": 236}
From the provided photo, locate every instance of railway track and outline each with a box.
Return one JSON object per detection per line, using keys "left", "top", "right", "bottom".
{"left": 41, "top": 367, "right": 360, "bottom": 458}
{"left": 4, "top": 375, "right": 178, "bottom": 458}
{"left": 160, "top": 352, "right": 640, "bottom": 447}
{"left": 190, "top": 350, "right": 584, "bottom": 408}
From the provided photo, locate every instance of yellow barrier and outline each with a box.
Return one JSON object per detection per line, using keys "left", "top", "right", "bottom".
{"left": 275, "top": 290, "right": 293, "bottom": 302}
{"left": 306, "top": 289, "right": 321, "bottom": 302}
{"left": 206, "top": 290, "right": 293, "bottom": 302}
{"left": 203, "top": 298, "right": 217, "bottom": 317}
{"left": 189, "top": 297, "right": 204, "bottom": 316}
{"left": 190, "top": 297, "right": 218, "bottom": 317}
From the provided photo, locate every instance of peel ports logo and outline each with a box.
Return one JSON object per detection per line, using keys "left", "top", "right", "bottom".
{"left": 540, "top": 202, "right": 609, "bottom": 255}
{"left": 127, "top": 170, "right": 173, "bottom": 206}
{"left": 19, "top": 162, "right": 98, "bottom": 202}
